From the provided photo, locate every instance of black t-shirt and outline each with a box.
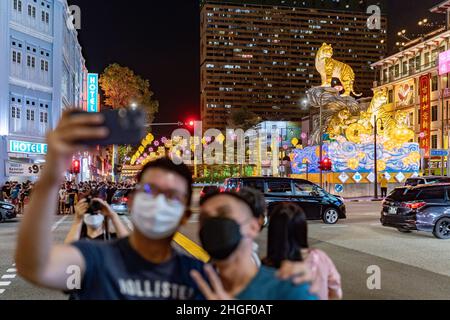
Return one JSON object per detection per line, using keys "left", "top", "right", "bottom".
{"left": 2, "top": 186, "right": 11, "bottom": 197}
{"left": 70, "top": 238, "right": 206, "bottom": 300}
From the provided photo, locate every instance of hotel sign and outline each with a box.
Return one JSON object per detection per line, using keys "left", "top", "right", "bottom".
{"left": 419, "top": 75, "right": 431, "bottom": 158}
{"left": 87, "top": 73, "right": 99, "bottom": 113}
{"left": 9, "top": 140, "right": 47, "bottom": 155}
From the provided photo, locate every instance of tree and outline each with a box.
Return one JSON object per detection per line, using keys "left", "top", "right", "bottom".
{"left": 99, "top": 63, "right": 159, "bottom": 123}
{"left": 227, "top": 106, "right": 261, "bottom": 131}
{"left": 99, "top": 64, "right": 159, "bottom": 169}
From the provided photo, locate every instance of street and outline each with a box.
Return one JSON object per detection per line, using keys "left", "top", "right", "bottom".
{"left": 1, "top": 201, "right": 449, "bottom": 300}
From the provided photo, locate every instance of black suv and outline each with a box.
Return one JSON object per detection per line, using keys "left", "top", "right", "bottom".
{"left": 0, "top": 200, "right": 17, "bottom": 222}
{"left": 223, "top": 177, "right": 346, "bottom": 224}
{"left": 381, "top": 183, "right": 450, "bottom": 239}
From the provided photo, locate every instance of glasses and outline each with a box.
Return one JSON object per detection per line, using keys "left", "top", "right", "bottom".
{"left": 135, "top": 183, "right": 187, "bottom": 205}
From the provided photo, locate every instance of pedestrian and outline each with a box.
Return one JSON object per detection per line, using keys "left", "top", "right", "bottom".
{"left": 380, "top": 173, "right": 389, "bottom": 198}
{"left": 64, "top": 197, "right": 129, "bottom": 243}
{"left": 263, "top": 202, "right": 343, "bottom": 300}
{"left": 106, "top": 183, "right": 117, "bottom": 204}
{"left": 1, "top": 181, "right": 11, "bottom": 201}
{"left": 58, "top": 185, "right": 66, "bottom": 215}
{"left": 191, "top": 190, "right": 317, "bottom": 300}
{"left": 15, "top": 111, "right": 206, "bottom": 300}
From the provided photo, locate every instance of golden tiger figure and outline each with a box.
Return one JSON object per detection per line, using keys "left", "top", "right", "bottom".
{"left": 315, "top": 43, "right": 362, "bottom": 97}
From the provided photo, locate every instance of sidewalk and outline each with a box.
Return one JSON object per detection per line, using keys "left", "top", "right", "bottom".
{"left": 343, "top": 196, "right": 385, "bottom": 203}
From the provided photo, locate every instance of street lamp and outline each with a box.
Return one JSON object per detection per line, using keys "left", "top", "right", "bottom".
{"left": 374, "top": 115, "right": 384, "bottom": 199}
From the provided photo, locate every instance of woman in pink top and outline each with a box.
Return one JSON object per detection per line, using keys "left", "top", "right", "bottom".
{"left": 263, "top": 203, "right": 343, "bottom": 300}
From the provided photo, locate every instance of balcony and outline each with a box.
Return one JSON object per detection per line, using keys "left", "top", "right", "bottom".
{"left": 379, "top": 60, "right": 439, "bottom": 85}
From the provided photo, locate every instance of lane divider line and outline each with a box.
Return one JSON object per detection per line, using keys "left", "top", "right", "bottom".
{"left": 1, "top": 275, "right": 15, "bottom": 279}
{"left": 6, "top": 269, "right": 16, "bottom": 273}
{"left": 173, "top": 232, "right": 210, "bottom": 263}
{"left": 51, "top": 216, "right": 68, "bottom": 232}
{"left": 0, "top": 281, "right": 11, "bottom": 286}
{"left": 0, "top": 289, "right": 5, "bottom": 294}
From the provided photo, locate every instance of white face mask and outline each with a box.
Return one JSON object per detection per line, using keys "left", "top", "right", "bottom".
{"left": 84, "top": 214, "right": 105, "bottom": 230}
{"left": 131, "top": 192, "right": 185, "bottom": 240}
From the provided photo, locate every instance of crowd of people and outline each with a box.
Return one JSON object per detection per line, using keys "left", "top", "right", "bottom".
{"left": 1, "top": 181, "right": 34, "bottom": 215}
{"left": 13, "top": 111, "right": 342, "bottom": 301}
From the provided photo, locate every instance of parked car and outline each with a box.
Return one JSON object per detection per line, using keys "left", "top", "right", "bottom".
{"left": 0, "top": 200, "right": 17, "bottom": 222}
{"left": 110, "top": 189, "right": 133, "bottom": 215}
{"left": 404, "top": 176, "right": 450, "bottom": 187}
{"left": 381, "top": 183, "right": 450, "bottom": 239}
{"left": 199, "top": 185, "right": 220, "bottom": 201}
{"left": 223, "top": 177, "right": 346, "bottom": 224}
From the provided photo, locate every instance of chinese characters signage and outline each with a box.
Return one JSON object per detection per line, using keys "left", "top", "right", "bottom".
{"left": 419, "top": 74, "right": 431, "bottom": 158}
{"left": 87, "top": 73, "right": 99, "bottom": 113}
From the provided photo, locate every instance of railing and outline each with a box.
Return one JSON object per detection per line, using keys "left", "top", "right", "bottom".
{"left": 379, "top": 60, "right": 439, "bottom": 85}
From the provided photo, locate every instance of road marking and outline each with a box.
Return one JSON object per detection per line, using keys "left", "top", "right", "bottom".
{"left": 0, "top": 281, "right": 11, "bottom": 286}
{"left": 321, "top": 225, "right": 349, "bottom": 229}
{"left": 173, "top": 233, "right": 210, "bottom": 263}
{"left": 1, "top": 274, "right": 16, "bottom": 279}
{"left": 51, "top": 215, "right": 68, "bottom": 232}
{"left": 0, "top": 289, "right": 5, "bottom": 294}
{"left": 6, "top": 268, "right": 16, "bottom": 273}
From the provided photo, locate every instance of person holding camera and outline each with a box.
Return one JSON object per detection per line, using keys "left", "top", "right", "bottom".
{"left": 64, "top": 197, "right": 129, "bottom": 243}
{"left": 15, "top": 110, "right": 206, "bottom": 300}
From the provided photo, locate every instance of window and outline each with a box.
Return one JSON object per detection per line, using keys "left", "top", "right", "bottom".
{"left": 402, "top": 61, "right": 408, "bottom": 75}
{"left": 419, "top": 188, "right": 445, "bottom": 202}
{"left": 415, "top": 56, "right": 421, "bottom": 70}
{"left": 394, "top": 64, "right": 400, "bottom": 78}
{"left": 432, "top": 105, "right": 438, "bottom": 122}
{"left": 432, "top": 75, "right": 438, "bottom": 91}
{"left": 267, "top": 181, "right": 292, "bottom": 194}
{"left": 12, "top": 51, "right": 21, "bottom": 63}
{"left": 13, "top": 0, "right": 22, "bottom": 12}
{"left": 28, "top": 5, "right": 36, "bottom": 18}
{"left": 432, "top": 135, "right": 438, "bottom": 149}
{"left": 388, "top": 89, "right": 393, "bottom": 103}
{"left": 418, "top": 109, "right": 421, "bottom": 125}
{"left": 424, "top": 52, "right": 430, "bottom": 66}
{"left": 27, "top": 55, "right": 36, "bottom": 68}
{"left": 41, "top": 11, "right": 49, "bottom": 23}
{"left": 40, "top": 60, "right": 48, "bottom": 71}
{"left": 242, "top": 180, "right": 265, "bottom": 192}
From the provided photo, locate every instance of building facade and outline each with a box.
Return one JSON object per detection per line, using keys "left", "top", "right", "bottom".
{"left": 200, "top": 0, "right": 387, "bottom": 130}
{"left": 0, "top": 0, "right": 87, "bottom": 184}
{"left": 371, "top": 1, "right": 450, "bottom": 173}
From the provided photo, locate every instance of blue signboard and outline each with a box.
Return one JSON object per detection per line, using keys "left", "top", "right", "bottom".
{"left": 87, "top": 73, "right": 99, "bottom": 113}
{"left": 9, "top": 140, "right": 47, "bottom": 155}
{"left": 430, "top": 149, "right": 449, "bottom": 157}
{"left": 335, "top": 184, "right": 344, "bottom": 193}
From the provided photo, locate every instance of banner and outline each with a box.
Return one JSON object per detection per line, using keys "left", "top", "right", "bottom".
{"left": 5, "top": 162, "right": 44, "bottom": 177}
{"left": 419, "top": 74, "right": 431, "bottom": 158}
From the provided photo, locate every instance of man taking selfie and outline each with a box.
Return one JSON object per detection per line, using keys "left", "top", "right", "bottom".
{"left": 15, "top": 111, "right": 205, "bottom": 300}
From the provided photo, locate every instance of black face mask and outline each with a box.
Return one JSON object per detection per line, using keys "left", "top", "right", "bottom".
{"left": 200, "top": 217, "right": 242, "bottom": 261}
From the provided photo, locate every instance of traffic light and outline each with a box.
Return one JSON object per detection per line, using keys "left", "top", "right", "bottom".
{"left": 186, "top": 120, "right": 195, "bottom": 128}
{"left": 318, "top": 157, "right": 332, "bottom": 172}
{"left": 72, "top": 160, "right": 80, "bottom": 175}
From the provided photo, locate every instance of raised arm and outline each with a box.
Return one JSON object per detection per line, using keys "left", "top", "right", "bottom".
{"left": 15, "top": 111, "right": 108, "bottom": 290}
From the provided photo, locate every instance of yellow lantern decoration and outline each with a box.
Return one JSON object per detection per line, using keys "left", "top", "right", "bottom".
{"left": 217, "top": 134, "right": 225, "bottom": 144}
{"left": 291, "top": 138, "right": 299, "bottom": 147}
{"left": 347, "top": 158, "right": 359, "bottom": 170}
{"left": 345, "top": 123, "right": 368, "bottom": 144}
{"left": 138, "top": 146, "right": 145, "bottom": 153}
{"left": 377, "top": 160, "right": 387, "bottom": 172}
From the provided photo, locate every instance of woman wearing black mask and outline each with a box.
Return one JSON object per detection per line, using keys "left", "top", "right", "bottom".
{"left": 191, "top": 191, "right": 317, "bottom": 300}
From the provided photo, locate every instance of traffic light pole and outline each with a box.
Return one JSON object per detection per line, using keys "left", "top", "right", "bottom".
{"left": 319, "top": 104, "right": 323, "bottom": 188}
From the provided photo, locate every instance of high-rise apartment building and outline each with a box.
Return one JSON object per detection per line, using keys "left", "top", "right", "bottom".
{"left": 200, "top": 0, "right": 387, "bottom": 130}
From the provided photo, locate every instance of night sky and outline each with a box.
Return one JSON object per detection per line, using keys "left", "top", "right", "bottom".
{"left": 69, "top": 0, "right": 446, "bottom": 137}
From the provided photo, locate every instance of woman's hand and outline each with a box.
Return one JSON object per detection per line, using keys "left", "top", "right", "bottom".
{"left": 92, "top": 198, "right": 115, "bottom": 218}
{"left": 74, "top": 199, "right": 88, "bottom": 222}
{"left": 276, "top": 261, "right": 313, "bottom": 285}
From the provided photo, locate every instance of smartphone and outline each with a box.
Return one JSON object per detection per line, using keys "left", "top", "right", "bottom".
{"left": 70, "top": 108, "right": 146, "bottom": 146}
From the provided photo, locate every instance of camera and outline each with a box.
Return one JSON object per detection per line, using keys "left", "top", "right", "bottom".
{"left": 86, "top": 196, "right": 102, "bottom": 215}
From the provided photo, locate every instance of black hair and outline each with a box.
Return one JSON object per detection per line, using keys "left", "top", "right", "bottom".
{"left": 237, "top": 187, "right": 267, "bottom": 220}
{"left": 200, "top": 190, "right": 259, "bottom": 219}
{"left": 263, "top": 202, "right": 309, "bottom": 269}
{"left": 136, "top": 157, "right": 193, "bottom": 207}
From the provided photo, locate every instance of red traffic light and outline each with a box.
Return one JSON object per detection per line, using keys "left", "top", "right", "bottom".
{"left": 187, "top": 120, "right": 195, "bottom": 127}
{"left": 72, "top": 160, "right": 80, "bottom": 174}
{"left": 318, "top": 157, "right": 332, "bottom": 172}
